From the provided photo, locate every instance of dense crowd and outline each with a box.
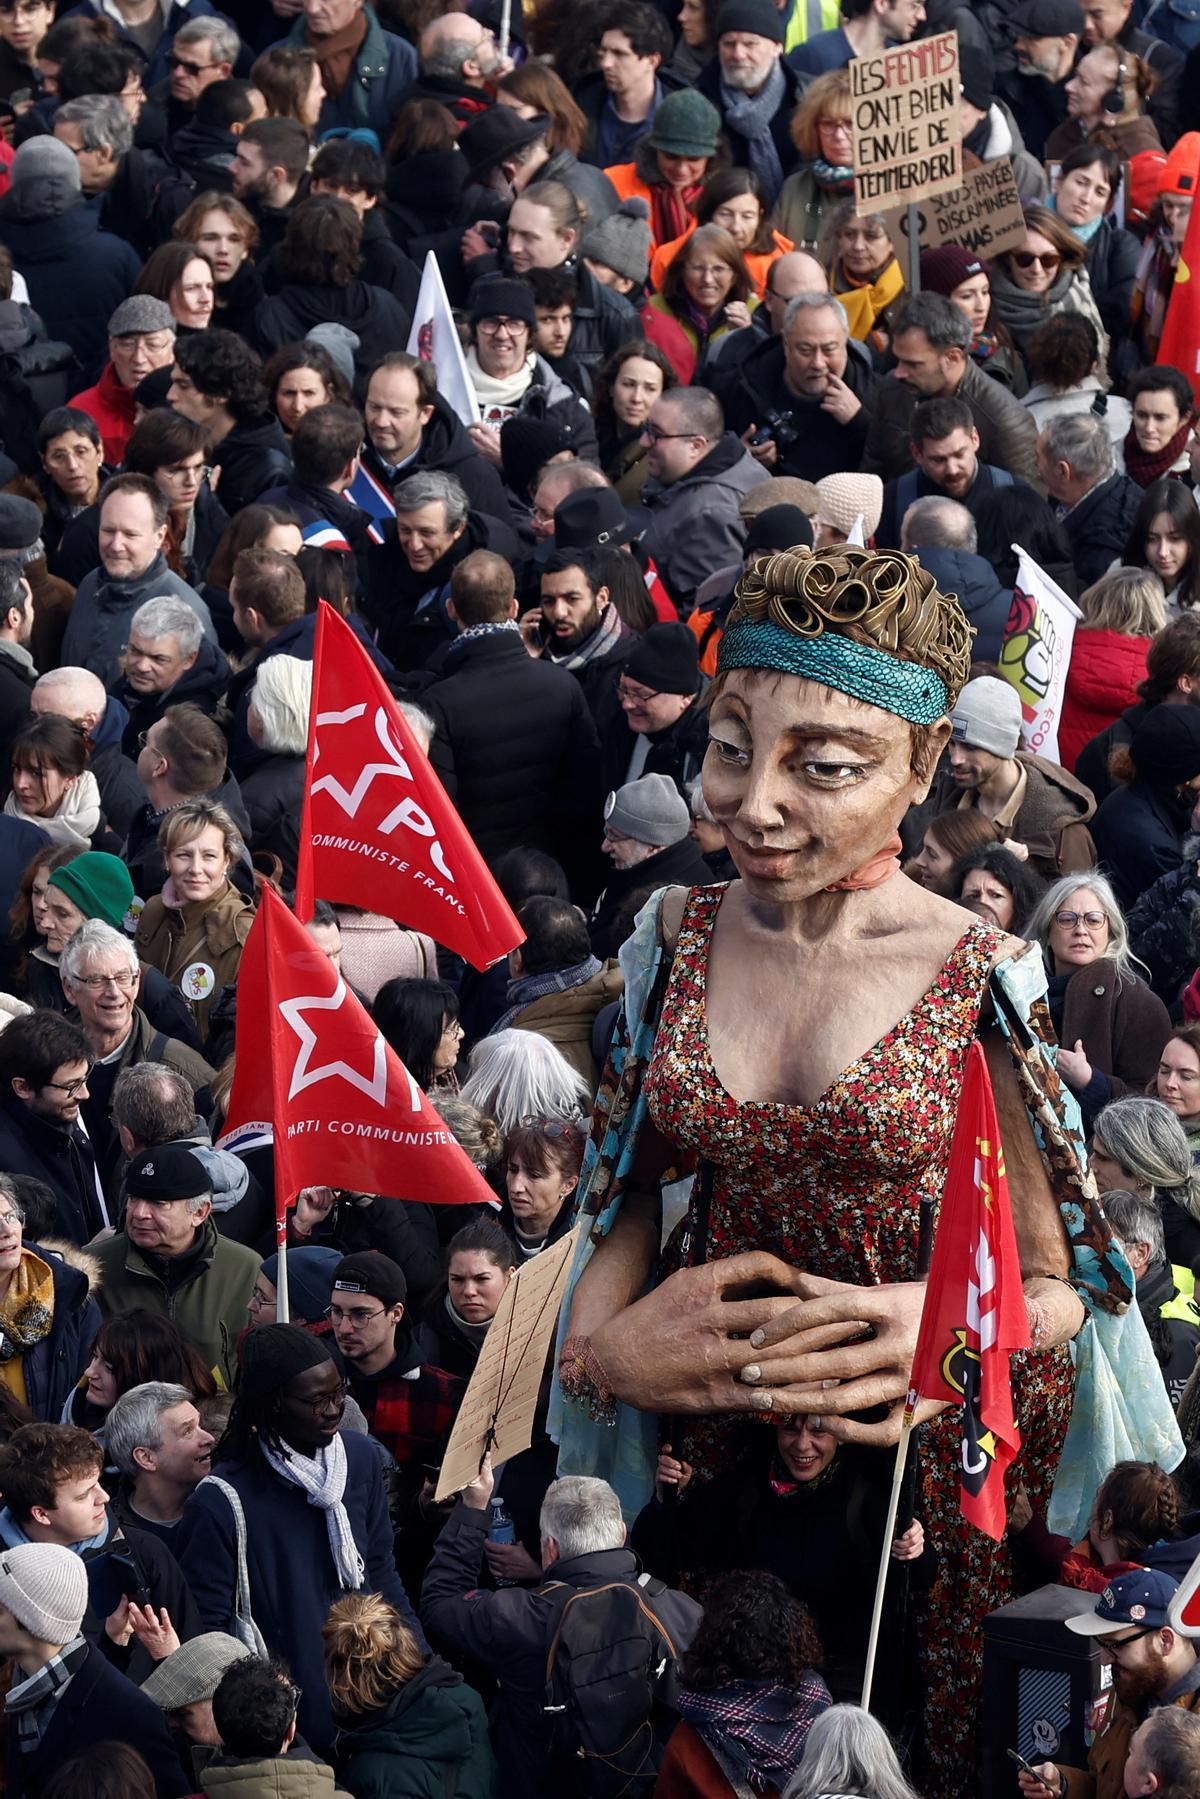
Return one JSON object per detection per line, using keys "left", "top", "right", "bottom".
{"left": 0, "top": 0, "right": 1198, "bottom": 1795}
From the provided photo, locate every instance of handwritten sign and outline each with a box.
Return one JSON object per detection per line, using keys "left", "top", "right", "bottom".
{"left": 435, "top": 1226, "right": 579, "bottom": 1501}
{"left": 852, "top": 31, "right": 962, "bottom": 214}
{"left": 885, "top": 157, "right": 1027, "bottom": 261}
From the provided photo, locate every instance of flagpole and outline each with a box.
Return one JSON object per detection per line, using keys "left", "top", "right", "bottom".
{"left": 861, "top": 1416, "right": 915, "bottom": 1712}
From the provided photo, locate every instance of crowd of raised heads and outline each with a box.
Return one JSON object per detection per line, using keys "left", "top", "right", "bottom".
{"left": 0, "top": 0, "right": 1200, "bottom": 1793}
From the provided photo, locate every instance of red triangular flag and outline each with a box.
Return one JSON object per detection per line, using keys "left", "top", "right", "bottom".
{"left": 294, "top": 602, "right": 523, "bottom": 970}
{"left": 220, "top": 885, "right": 497, "bottom": 1238}
{"left": 1157, "top": 196, "right": 1200, "bottom": 399}
{"left": 906, "top": 1040, "right": 1030, "bottom": 1540}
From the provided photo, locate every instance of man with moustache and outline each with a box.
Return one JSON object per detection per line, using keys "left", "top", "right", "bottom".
{"left": 1017, "top": 1571, "right": 1200, "bottom": 1799}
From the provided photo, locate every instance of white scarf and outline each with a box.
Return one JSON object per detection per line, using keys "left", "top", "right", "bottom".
{"left": 466, "top": 347, "right": 536, "bottom": 420}
{"left": 4, "top": 771, "right": 101, "bottom": 848}
{"left": 260, "top": 1432, "right": 364, "bottom": 1592}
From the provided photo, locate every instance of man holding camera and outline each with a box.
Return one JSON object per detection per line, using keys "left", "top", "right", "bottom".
{"left": 715, "top": 291, "right": 877, "bottom": 483}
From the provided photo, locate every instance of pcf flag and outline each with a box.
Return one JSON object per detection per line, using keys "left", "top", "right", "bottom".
{"left": 294, "top": 602, "right": 523, "bottom": 970}
{"left": 220, "top": 884, "right": 497, "bottom": 1234}
{"left": 407, "top": 249, "right": 478, "bottom": 428}
{"left": 997, "top": 546, "right": 1081, "bottom": 766}
{"left": 1158, "top": 177, "right": 1200, "bottom": 399}
{"left": 906, "top": 1040, "right": 1029, "bottom": 1541}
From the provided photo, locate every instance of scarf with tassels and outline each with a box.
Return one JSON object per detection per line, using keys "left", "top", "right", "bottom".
{"left": 1123, "top": 416, "right": 1193, "bottom": 489}
{"left": 0, "top": 1251, "right": 55, "bottom": 1364}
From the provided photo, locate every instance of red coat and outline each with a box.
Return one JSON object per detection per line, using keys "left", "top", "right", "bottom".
{"left": 1058, "top": 628, "right": 1152, "bottom": 776}
{"left": 69, "top": 361, "right": 137, "bottom": 465}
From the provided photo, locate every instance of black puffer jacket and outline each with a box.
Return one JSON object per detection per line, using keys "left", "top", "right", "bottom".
{"left": 562, "top": 259, "right": 643, "bottom": 378}
{"left": 911, "top": 546, "right": 1013, "bottom": 663}
{"left": 239, "top": 751, "right": 304, "bottom": 889}
{"left": 210, "top": 414, "right": 292, "bottom": 517}
{"left": 1127, "top": 856, "right": 1200, "bottom": 1003}
{"left": 423, "top": 630, "right": 602, "bottom": 867}
{"left": 252, "top": 280, "right": 412, "bottom": 383}
{"left": 1061, "top": 473, "right": 1145, "bottom": 590}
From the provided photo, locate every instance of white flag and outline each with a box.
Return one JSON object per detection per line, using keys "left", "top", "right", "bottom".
{"left": 846, "top": 512, "right": 867, "bottom": 547}
{"left": 997, "top": 544, "right": 1082, "bottom": 766}
{"left": 406, "top": 251, "right": 478, "bottom": 430}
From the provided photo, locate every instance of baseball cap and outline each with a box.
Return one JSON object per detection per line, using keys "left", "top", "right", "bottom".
{"left": 332, "top": 1251, "right": 407, "bottom": 1309}
{"left": 1066, "top": 1569, "right": 1179, "bottom": 1636}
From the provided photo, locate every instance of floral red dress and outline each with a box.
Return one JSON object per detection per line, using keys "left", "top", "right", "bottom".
{"left": 642, "top": 884, "right": 1074, "bottom": 1798}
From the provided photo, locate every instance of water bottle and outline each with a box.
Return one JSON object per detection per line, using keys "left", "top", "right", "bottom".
{"left": 488, "top": 1497, "right": 518, "bottom": 1586}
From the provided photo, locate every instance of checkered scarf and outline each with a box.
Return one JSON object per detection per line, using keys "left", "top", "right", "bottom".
{"left": 4, "top": 1634, "right": 89, "bottom": 1751}
{"left": 675, "top": 1676, "right": 831, "bottom": 1791}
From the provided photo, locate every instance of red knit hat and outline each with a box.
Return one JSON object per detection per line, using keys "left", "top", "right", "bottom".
{"left": 1160, "top": 131, "right": 1200, "bottom": 197}
{"left": 919, "top": 246, "right": 987, "bottom": 297}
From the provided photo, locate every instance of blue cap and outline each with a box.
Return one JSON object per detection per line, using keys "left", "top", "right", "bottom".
{"left": 1066, "top": 1568, "right": 1180, "bottom": 1636}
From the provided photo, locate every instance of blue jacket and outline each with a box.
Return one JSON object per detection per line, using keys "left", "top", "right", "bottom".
{"left": 6, "top": 1640, "right": 188, "bottom": 1798}
{"left": 787, "top": 24, "right": 852, "bottom": 73}
{"left": 0, "top": 203, "right": 140, "bottom": 372}
{"left": 176, "top": 1430, "right": 426, "bottom": 1752}
{"left": 280, "top": 11, "right": 416, "bottom": 140}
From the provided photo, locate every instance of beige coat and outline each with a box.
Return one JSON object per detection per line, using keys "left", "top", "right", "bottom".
{"left": 135, "top": 878, "right": 255, "bottom": 1043}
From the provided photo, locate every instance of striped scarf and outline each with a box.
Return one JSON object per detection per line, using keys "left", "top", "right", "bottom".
{"left": 676, "top": 1675, "right": 832, "bottom": 1791}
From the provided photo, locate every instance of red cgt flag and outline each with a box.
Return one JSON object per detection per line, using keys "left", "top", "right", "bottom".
{"left": 906, "top": 1040, "right": 1030, "bottom": 1541}
{"left": 220, "top": 884, "right": 497, "bottom": 1237}
{"left": 293, "top": 602, "right": 523, "bottom": 970}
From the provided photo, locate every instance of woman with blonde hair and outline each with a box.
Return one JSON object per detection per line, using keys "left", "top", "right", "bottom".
{"left": 323, "top": 1592, "right": 494, "bottom": 1799}
{"left": 771, "top": 69, "right": 853, "bottom": 252}
{"left": 820, "top": 199, "right": 903, "bottom": 346}
{"left": 642, "top": 223, "right": 756, "bottom": 382}
{"left": 135, "top": 798, "right": 254, "bottom": 1042}
{"left": 1058, "top": 567, "right": 1167, "bottom": 773}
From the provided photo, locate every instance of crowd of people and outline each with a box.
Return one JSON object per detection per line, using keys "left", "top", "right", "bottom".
{"left": 0, "top": 0, "right": 1197, "bottom": 1794}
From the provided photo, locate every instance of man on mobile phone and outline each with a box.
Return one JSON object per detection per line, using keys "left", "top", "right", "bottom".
{"left": 1016, "top": 1570, "right": 1200, "bottom": 1799}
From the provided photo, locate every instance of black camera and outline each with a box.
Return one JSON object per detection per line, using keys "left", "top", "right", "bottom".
{"left": 749, "top": 408, "right": 800, "bottom": 452}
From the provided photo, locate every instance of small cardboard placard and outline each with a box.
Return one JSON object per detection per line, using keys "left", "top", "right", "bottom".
{"left": 884, "top": 157, "right": 1028, "bottom": 263}
{"left": 435, "top": 1225, "right": 579, "bottom": 1501}
{"left": 851, "top": 30, "right": 962, "bottom": 215}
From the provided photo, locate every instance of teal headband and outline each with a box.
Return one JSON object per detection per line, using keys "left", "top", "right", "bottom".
{"left": 718, "top": 618, "right": 951, "bottom": 725}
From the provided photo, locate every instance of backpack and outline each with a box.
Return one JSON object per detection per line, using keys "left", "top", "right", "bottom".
{"left": 542, "top": 1575, "right": 684, "bottom": 1799}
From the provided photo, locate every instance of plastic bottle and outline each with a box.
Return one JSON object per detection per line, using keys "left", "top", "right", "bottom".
{"left": 488, "top": 1497, "right": 517, "bottom": 1586}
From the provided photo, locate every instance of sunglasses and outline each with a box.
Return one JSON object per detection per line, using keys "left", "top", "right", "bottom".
{"left": 1012, "top": 250, "right": 1061, "bottom": 271}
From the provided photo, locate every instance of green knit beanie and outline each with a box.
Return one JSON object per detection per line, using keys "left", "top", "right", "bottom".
{"left": 645, "top": 91, "right": 722, "bottom": 160}
{"left": 48, "top": 853, "right": 135, "bottom": 931}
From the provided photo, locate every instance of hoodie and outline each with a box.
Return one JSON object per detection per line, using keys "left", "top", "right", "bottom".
{"left": 333, "top": 1658, "right": 496, "bottom": 1799}
{"left": 252, "top": 280, "right": 413, "bottom": 384}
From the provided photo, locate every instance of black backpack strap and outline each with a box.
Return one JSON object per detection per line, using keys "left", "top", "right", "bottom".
{"left": 147, "top": 1031, "right": 168, "bottom": 1063}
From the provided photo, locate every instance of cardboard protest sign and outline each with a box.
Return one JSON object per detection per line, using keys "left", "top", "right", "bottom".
{"left": 435, "top": 1226, "right": 579, "bottom": 1500}
{"left": 884, "top": 157, "right": 1027, "bottom": 260}
{"left": 851, "top": 30, "right": 962, "bottom": 213}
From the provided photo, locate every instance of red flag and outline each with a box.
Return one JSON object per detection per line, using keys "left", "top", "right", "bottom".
{"left": 220, "top": 884, "right": 497, "bottom": 1238}
{"left": 294, "top": 603, "right": 522, "bottom": 970}
{"left": 906, "top": 1040, "right": 1030, "bottom": 1540}
{"left": 1158, "top": 196, "right": 1200, "bottom": 400}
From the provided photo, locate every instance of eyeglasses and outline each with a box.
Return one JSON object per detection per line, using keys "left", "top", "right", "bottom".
{"left": 1053, "top": 910, "right": 1106, "bottom": 929}
{"left": 617, "top": 679, "right": 658, "bottom": 704}
{"left": 247, "top": 1287, "right": 274, "bottom": 1311}
{"left": 1012, "top": 250, "right": 1061, "bottom": 271}
{"left": 294, "top": 1379, "right": 349, "bottom": 1414}
{"left": 136, "top": 730, "right": 161, "bottom": 753}
{"left": 323, "top": 1305, "right": 386, "bottom": 1328}
{"left": 520, "top": 1117, "right": 577, "bottom": 1137}
{"left": 44, "top": 1073, "right": 89, "bottom": 1098}
{"left": 73, "top": 970, "right": 137, "bottom": 992}
{"left": 476, "top": 316, "right": 526, "bottom": 335}
{"left": 167, "top": 52, "right": 208, "bottom": 74}
{"left": 1101, "top": 1626, "right": 1154, "bottom": 1657}
{"left": 641, "top": 424, "right": 696, "bottom": 444}
{"left": 0, "top": 1210, "right": 23, "bottom": 1233}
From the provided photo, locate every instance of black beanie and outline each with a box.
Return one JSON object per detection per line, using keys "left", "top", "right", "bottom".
{"left": 501, "top": 415, "right": 571, "bottom": 497}
{"left": 744, "top": 504, "right": 814, "bottom": 557}
{"left": 625, "top": 622, "right": 701, "bottom": 696}
{"left": 468, "top": 275, "right": 536, "bottom": 329}
{"left": 240, "top": 1323, "right": 333, "bottom": 1399}
{"left": 1130, "top": 706, "right": 1200, "bottom": 787}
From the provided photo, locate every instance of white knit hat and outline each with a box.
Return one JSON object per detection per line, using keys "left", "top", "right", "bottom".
{"left": 0, "top": 1543, "right": 88, "bottom": 1643}
{"left": 814, "top": 473, "right": 884, "bottom": 540}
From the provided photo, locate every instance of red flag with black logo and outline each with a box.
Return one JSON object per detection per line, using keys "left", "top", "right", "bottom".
{"left": 293, "top": 602, "right": 522, "bottom": 970}
{"left": 906, "top": 1040, "right": 1030, "bottom": 1540}
{"left": 220, "top": 884, "right": 497, "bottom": 1237}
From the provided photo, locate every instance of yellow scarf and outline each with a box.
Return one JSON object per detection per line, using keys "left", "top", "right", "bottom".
{"left": 0, "top": 1251, "right": 55, "bottom": 1406}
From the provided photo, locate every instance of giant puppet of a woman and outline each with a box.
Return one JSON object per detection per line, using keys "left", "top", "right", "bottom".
{"left": 551, "top": 546, "right": 1181, "bottom": 1796}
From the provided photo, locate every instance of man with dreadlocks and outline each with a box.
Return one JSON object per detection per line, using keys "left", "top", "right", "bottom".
{"left": 176, "top": 1324, "right": 426, "bottom": 1754}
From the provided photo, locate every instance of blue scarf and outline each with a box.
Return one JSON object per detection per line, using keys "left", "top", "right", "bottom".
{"left": 1049, "top": 195, "right": 1104, "bottom": 245}
{"left": 492, "top": 954, "right": 604, "bottom": 1034}
{"left": 718, "top": 61, "right": 786, "bottom": 204}
{"left": 0, "top": 1505, "right": 110, "bottom": 1554}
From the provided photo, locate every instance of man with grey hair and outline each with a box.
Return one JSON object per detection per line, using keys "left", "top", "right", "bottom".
{"left": 107, "top": 1382, "right": 216, "bottom": 1541}
{"left": 92, "top": 1143, "right": 261, "bottom": 1387}
{"left": 52, "top": 94, "right": 133, "bottom": 200}
{"left": 367, "top": 466, "right": 524, "bottom": 669}
{"left": 68, "top": 296, "right": 177, "bottom": 464}
{"left": 60, "top": 919, "right": 214, "bottom": 1193}
{"left": 31, "top": 665, "right": 144, "bottom": 839}
{"left": 111, "top": 593, "right": 230, "bottom": 758}
{"left": 1037, "top": 413, "right": 1144, "bottom": 587}
{"left": 423, "top": 1457, "right": 702, "bottom": 1799}
{"left": 167, "top": 16, "right": 239, "bottom": 116}
{"left": 900, "top": 498, "right": 1017, "bottom": 667}
{"left": 719, "top": 289, "right": 877, "bottom": 483}
{"left": 1103, "top": 1188, "right": 1200, "bottom": 1408}
{"left": 640, "top": 386, "right": 761, "bottom": 609}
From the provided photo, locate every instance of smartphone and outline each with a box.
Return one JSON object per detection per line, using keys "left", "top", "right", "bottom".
{"left": 477, "top": 220, "right": 501, "bottom": 247}
{"left": 1006, "top": 1747, "right": 1054, "bottom": 1789}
